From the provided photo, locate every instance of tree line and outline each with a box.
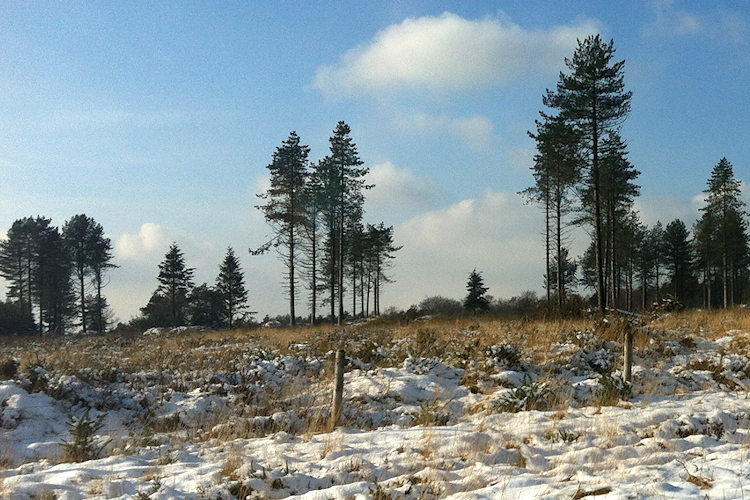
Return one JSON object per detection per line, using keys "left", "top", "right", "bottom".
{"left": 133, "top": 244, "right": 249, "bottom": 329}
{"left": 524, "top": 35, "right": 749, "bottom": 314}
{"left": 0, "top": 214, "right": 115, "bottom": 334}
{"left": 255, "top": 121, "right": 401, "bottom": 326}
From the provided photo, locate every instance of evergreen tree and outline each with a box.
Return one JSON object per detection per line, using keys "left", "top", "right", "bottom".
{"left": 299, "top": 167, "right": 325, "bottom": 325}
{"left": 255, "top": 131, "right": 310, "bottom": 326}
{"left": 365, "top": 223, "right": 401, "bottom": 316}
{"left": 522, "top": 115, "right": 581, "bottom": 309}
{"left": 0, "top": 217, "right": 38, "bottom": 324}
{"left": 156, "top": 243, "right": 194, "bottom": 326}
{"left": 316, "top": 121, "right": 370, "bottom": 324}
{"left": 597, "top": 132, "right": 640, "bottom": 307}
{"left": 663, "top": 219, "right": 694, "bottom": 302}
{"left": 545, "top": 247, "right": 578, "bottom": 299}
{"left": 464, "top": 269, "right": 490, "bottom": 314}
{"left": 61, "top": 215, "right": 115, "bottom": 334}
{"left": 215, "top": 247, "right": 248, "bottom": 328}
{"left": 187, "top": 283, "right": 223, "bottom": 327}
{"left": 700, "top": 158, "right": 748, "bottom": 308}
{"left": 543, "top": 35, "right": 632, "bottom": 314}
{"left": 36, "top": 224, "right": 74, "bottom": 334}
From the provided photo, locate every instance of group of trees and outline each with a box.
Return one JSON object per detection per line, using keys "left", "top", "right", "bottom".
{"left": 256, "top": 121, "right": 400, "bottom": 326}
{"left": 136, "top": 244, "right": 249, "bottom": 329}
{"left": 0, "top": 214, "right": 114, "bottom": 334}
{"left": 525, "top": 35, "right": 749, "bottom": 313}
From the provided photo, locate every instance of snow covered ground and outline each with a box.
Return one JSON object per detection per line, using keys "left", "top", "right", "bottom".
{"left": 2, "top": 321, "right": 750, "bottom": 498}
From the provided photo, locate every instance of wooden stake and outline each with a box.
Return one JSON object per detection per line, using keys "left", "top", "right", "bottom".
{"left": 330, "top": 349, "right": 345, "bottom": 430}
{"left": 623, "top": 327, "right": 633, "bottom": 384}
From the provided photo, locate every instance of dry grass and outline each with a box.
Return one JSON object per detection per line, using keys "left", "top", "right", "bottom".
{"left": 1, "top": 308, "right": 748, "bottom": 386}
{"left": 649, "top": 308, "right": 750, "bottom": 337}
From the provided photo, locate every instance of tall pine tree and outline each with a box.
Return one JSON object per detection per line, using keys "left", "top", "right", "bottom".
{"left": 255, "top": 131, "right": 310, "bottom": 326}
{"left": 543, "top": 35, "right": 632, "bottom": 314}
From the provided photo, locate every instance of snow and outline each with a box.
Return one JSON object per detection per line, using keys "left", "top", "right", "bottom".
{"left": 2, "top": 324, "right": 750, "bottom": 498}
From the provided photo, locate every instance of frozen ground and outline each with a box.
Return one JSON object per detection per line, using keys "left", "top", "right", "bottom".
{"left": 2, "top": 322, "right": 750, "bottom": 498}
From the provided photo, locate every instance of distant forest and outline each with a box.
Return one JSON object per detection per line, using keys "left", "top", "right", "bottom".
{"left": 0, "top": 35, "right": 747, "bottom": 335}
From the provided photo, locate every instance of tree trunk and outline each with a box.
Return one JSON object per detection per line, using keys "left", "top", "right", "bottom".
{"left": 555, "top": 189, "right": 563, "bottom": 310}
{"left": 592, "top": 107, "right": 606, "bottom": 315}
{"left": 289, "top": 224, "right": 296, "bottom": 327}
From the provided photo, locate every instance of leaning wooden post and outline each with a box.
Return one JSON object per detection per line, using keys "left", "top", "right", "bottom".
{"left": 330, "top": 349, "right": 345, "bottom": 430}
{"left": 623, "top": 325, "right": 633, "bottom": 384}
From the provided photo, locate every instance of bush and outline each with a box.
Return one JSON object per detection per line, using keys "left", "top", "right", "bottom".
{"left": 0, "top": 357, "right": 20, "bottom": 380}
{"left": 61, "top": 409, "right": 109, "bottom": 462}
{"left": 594, "top": 373, "right": 630, "bottom": 405}
{"left": 496, "top": 374, "right": 550, "bottom": 412}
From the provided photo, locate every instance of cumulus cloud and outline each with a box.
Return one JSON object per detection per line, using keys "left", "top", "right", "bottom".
{"left": 396, "top": 113, "right": 497, "bottom": 151}
{"left": 383, "top": 190, "right": 546, "bottom": 307}
{"left": 365, "top": 161, "right": 441, "bottom": 223}
{"left": 313, "top": 12, "right": 601, "bottom": 96}
{"left": 114, "top": 223, "right": 170, "bottom": 261}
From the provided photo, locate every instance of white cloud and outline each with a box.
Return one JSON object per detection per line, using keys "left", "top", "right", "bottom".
{"left": 365, "top": 161, "right": 441, "bottom": 223}
{"left": 382, "top": 190, "right": 546, "bottom": 308}
{"left": 313, "top": 12, "right": 601, "bottom": 96}
{"left": 114, "top": 223, "right": 170, "bottom": 261}
{"left": 396, "top": 113, "right": 497, "bottom": 151}
{"left": 634, "top": 194, "right": 701, "bottom": 227}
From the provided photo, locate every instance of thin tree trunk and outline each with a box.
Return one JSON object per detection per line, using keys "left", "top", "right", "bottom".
{"left": 592, "top": 110, "right": 606, "bottom": 315}
{"left": 289, "top": 224, "right": 296, "bottom": 327}
{"left": 555, "top": 189, "right": 563, "bottom": 310}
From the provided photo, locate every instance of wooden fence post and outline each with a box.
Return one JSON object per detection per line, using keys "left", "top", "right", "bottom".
{"left": 623, "top": 327, "right": 633, "bottom": 384}
{"left": 330, "top": 349, "right": 345, "bottom": 430}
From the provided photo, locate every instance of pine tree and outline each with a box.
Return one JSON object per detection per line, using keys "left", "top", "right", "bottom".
{"left": 61, "top": 215, "right": 115, "bottom": 334}
{"left": 543, "top": 35, "right": 632, "bottom": 314}
{"left": 316, "top": 122, "right": 370, "bottom": 324}
{"left": 255, "top": 131, "right": 310, "bottom": 327}
{"left": 663, "top": 219, "right": 694, "bottom": 302}
{"left": 700, "top": 158, "right": 748, "bottom": 308}
{"left": 215, "top": 247, "right": 248, "bottom": 328}
{"left": 0, "top": 217, "right": 37, "bottom": 324}
{"left": 299, "top": 168, "right": 325, "bottom": 325}
{"left": 35, "top": 222, "right": 74, "bottom": 334}
{"left": 523, "top": 115, "right": 581, "bottom": 309}
{"left": 598, "top": 132, "right": 640, "bottom": 307}
{"left": 156, "top": 243, "right": 194, "bottom": 326}
{"left": 464, "top": 269, "right": 490, "bottom": 315}
{"left": 366, "top": 223, "right": 401, "bottom": 316}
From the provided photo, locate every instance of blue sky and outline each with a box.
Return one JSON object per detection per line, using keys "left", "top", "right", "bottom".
{"left": 1, "top": 1, "right": 748, "bottom": 322}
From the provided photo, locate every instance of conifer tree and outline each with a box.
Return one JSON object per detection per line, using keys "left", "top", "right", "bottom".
{"left": 699, "top": 158, "right": 748, "bottom": 308}
{"left": 215, "top": 247, "right": 248, "bottom": 328}
{"left": 523, "top": 115, "right": 581, "bottom": 309}
{"left": 255, "top": 131, "right": 310, "bottom": 326}
{"left": 663, "top": 219, "right": 694, "bottom": 302}
{"left": 464, "top": 269, "right": 490, "bottom": 315}
{"left": 316, "top": 122, "right": 370, "bottom": 324}
{"left": 156, "top": 243, "right": 194, "bottom": 326}
{"left": 543, "top": 35, "right": 632, "bottom": 314}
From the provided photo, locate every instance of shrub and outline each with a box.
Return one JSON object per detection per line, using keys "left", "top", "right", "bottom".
{"left": 594, "top": 373, "right": 630, "bottom": 405}
{"left": 0, "top": 357, "right": 20, "bottom": 380}
{"left": 486, "top": 343, "right": 522, "bottom": 370}
{"left": 61, "top": 409, "right": 109, "bottom": 462}
{"left": 412, "top": 400, "right": 450, "bottom": 427}
{"left": 496, "top": 374, "right": 550, "bottom": 412}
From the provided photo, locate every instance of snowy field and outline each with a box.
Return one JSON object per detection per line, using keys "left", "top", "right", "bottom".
{"left": 2, "top": 318, "right": 750, "bottom": 499}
